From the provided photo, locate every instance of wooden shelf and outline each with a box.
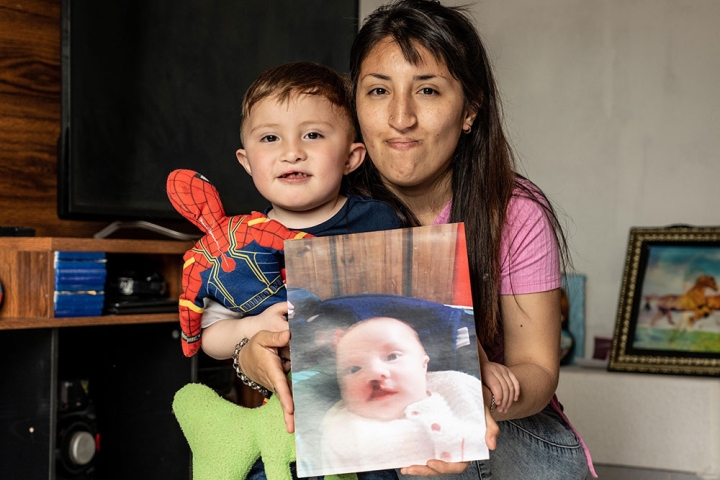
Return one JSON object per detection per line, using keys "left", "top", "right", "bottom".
{"left": 0, "top": 237, "right": 193, "bottom": 330}
{"left": 0, "top": 313, "right": 179, "bottom": 330}
{"left": 0, "top": 237, "right": 193, "bottom": 254}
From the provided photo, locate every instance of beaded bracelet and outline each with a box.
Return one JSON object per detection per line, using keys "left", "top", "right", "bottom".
{"left": 482, "top": 382, "right": 496, "bottom": 412}
{"left": 232, "top": 338, "right": 272, "bottom": 398}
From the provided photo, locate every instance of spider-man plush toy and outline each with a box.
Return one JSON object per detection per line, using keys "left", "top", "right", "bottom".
{"left": 166, "top": 169, "right": 310, "bottom": 357}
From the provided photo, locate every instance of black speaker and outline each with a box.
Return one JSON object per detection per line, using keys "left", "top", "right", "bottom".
{"left": 58, "top": 323, "right": 193, "bottom": 479}
{"left": 56, "top": 379, "right": 98, "bottom": 479}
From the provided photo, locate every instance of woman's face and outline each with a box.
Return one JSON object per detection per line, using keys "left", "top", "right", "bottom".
{"left": 355, "top": 38, "right": 475, "bottom": 195}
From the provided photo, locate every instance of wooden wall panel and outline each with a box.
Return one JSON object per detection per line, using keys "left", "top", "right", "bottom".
{"left": 0, "top": 0, "right": 104, "bottom": 238}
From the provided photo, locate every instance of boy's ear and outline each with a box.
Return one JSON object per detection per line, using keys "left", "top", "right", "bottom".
{"left": 236, "top": 149, "right": 252, "bottom": 175}
{"left": 344, "top": 142, "right": 366, "bottom": 175}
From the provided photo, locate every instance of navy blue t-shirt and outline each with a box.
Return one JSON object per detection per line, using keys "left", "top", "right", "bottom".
{"left": 264, "top": 195, "right": 402, "bottom": 236}
{"left": 302, "top": 195, "right": 402, "bottom": 235}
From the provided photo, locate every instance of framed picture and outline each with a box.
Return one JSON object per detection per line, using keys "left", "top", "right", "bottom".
{"left": 608, "top": 226, "right": 720, "bottom": 376}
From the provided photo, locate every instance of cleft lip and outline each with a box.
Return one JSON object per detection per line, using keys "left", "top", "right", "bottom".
{"left": 368, "top": 383, "right": 397, "bottom": 401}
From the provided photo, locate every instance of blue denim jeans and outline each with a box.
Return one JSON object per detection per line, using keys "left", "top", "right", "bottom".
{"left": 396, "top": 405, "right": 588, "bottom": 480}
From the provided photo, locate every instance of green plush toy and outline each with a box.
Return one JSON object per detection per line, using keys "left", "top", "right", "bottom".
{"left": 173, "top": 382, "right": 357, "bottom": 480}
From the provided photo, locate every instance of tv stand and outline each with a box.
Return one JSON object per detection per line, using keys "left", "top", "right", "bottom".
{"left": 94, "top": 220, "right": 198, "bottom": 241}
{"left": 0, "top": 237, "right": 197, "bottom": 479}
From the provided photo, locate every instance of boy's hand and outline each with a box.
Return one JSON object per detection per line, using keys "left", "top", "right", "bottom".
{"left": 245, "top": 302, "right": 290, "bottom": 334}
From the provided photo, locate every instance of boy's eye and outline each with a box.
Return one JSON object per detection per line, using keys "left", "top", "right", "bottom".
{"left": 347, "top": 365, "right": 361, "bottom": 374}
{"left": 260, "top": 135, "right": 279, "bottom": 143}
{"left": 304, "top": 132, "right": 322, "bottom": 140}
{"left": 386, "top": 352, "right": 399, "bottom": 361}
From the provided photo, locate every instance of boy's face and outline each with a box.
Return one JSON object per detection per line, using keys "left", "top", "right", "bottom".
{"left": 336, "top": 317, "right": 429, "bottom": 421}
{"left": 237, "top": 94, "right": 365, "bottom": 223}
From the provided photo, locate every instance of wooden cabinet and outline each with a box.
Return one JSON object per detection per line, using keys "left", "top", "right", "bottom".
{"left": 0, "top": 237, "right": 193, "bottom": 329}
{"left": 0, "top": 237, "right": 196, "bottom": 480}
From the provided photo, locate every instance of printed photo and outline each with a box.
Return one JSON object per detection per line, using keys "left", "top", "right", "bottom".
{"left": 284, "top": 224, "right": 489, "bottom": 477}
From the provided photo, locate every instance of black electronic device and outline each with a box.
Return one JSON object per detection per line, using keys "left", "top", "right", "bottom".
{"left": 0, "top": 226, "right": 35, "bottom": 236}
{"left": 58, "top": 0, "right": 359, "bottom": 223}
{"left": 56, "top": 379, "right": 98, "bottom": 479}
{"left": 57, "top": 323, "right": 193, "bottom": 478}
{"left": 105, "top": 271, "right": 167, "bottom": 298}
{"left": 103, "top": 298, "right": 178, "bottom": 315}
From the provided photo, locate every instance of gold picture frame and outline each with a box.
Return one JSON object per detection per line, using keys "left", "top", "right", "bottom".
{"left": 609, "top": 226, "right": 720, "bottom": 376}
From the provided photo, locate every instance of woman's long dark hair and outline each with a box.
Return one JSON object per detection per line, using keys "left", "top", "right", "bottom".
{"left": 347, "top": 0, "right": 569, "bottom": 354}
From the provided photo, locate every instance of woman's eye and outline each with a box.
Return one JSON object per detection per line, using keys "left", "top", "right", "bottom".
{"left": 419, "top": 87, "right": 437, "bottom": 95}
{"left": 260, "top": 135, "right": 278, "bottom": 143}
{"left": 304, "top": 132, "right": 322, "bottom": 140}
{"left": 368, "top": 87, "right": 388, "bottom": 96}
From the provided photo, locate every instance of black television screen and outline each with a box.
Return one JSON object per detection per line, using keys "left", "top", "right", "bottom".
{"left": 59, "top": 0, "right": 359, "bottom": 223}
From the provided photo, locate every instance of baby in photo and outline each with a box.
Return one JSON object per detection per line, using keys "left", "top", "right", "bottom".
{"left": 320, "top": 316, "right": 489, "bottom": 474}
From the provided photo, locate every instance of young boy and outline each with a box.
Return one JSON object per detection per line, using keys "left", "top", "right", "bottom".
{"left": 320, "top": 316, "right": 490, "bottom": 474}
{"left": 197, "top": 62, "right": 402, "bottom": 362}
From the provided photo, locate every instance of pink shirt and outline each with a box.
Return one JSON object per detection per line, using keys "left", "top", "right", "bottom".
{"left": 433, "top": 188, "right": 561, "bottom": 296}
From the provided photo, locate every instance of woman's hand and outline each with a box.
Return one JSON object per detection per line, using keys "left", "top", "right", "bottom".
{"left": 477, "top": 343, "right": 520, "bottom": 414}
{"left": 481, "top": 362, "right": 520, "bottom": 413}
{"left": 481, "top": 361, "right": 520, "bottom": 413}
{"left": 400, "top": 461, "right": 471, "bottom": 477}
{"left": 236, "top": 304, "right": 296, "bottom": 433}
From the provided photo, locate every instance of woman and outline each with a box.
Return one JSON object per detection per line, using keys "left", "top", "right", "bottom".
{"left": 238, "top": 1, "right": 594, "bottom": 478}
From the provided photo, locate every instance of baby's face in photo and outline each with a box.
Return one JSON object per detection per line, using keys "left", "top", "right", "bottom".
{"left": 336, "top": 317, "right": 429, "bottom": 421}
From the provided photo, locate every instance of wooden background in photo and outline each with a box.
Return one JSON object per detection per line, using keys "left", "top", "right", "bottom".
{"left": 285, "top": 223, "right": 460, "bottom": 305}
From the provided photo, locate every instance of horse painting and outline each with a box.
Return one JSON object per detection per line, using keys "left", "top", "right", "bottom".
{"left": 644, "top": 274, "right": 718, "bottom": 327}
{"left": 707, "top": 294, "right": 720, "bottom": 312}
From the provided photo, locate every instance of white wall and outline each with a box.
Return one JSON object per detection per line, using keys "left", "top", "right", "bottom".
{"left": 360, "top": 0, "right": 720, "bottom": 355}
